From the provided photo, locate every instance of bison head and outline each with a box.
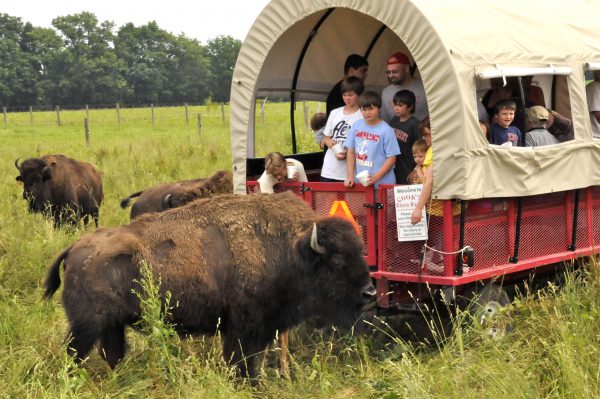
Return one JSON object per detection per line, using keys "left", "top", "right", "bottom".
{"left": 295, "top": 217, "right": 376, "bottom": 330}
{"left": 15, "top": 157, "right": 53, "bottom": 213}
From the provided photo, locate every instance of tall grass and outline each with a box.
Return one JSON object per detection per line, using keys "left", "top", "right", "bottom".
{"left": 0, "top": 104, "right": 599, "bottom": 397}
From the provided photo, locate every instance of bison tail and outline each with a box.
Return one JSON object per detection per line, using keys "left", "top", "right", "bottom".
{"left": 43, "top": 245, "right": 72, "bottom": 299}
{"left": 120, "top": 190, "right": 143, "bottom": 208}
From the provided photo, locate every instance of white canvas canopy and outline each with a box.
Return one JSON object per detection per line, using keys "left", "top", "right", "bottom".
{"left": 230, "top": 0, "right": 600, "bottom": 198}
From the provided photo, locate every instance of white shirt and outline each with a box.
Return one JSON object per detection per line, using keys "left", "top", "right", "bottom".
{"left": 586, "top": 80, "right": 600, "bottom": 139}
{"left": 321, "top": 107, "right": 363, "bottom": 180}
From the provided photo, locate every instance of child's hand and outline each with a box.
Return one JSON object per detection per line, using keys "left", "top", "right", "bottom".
{"left": 407, "top": 170, "right": 417, "bottom": 184}
{"left": 334, "top": 151, "right": 347, "bottom": 160}
{"left": 344, "top": 178, "right": 355, "bottom": 188}
{"left": 291, "top": 172, "right": 299, "bottom": 181}
{"left": 411, "top": 207, "right": 423, "bottom": 224}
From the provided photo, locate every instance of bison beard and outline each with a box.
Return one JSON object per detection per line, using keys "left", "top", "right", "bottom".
{"left": 44, "top": 192, "right": 375, "bottom": 378}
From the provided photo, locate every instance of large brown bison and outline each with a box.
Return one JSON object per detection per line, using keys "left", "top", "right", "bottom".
{"left": 120, "top": 170, "right": 232, "bottom": 219}
{"left": 44, "top": 192, "right": 375, "bottom": 378}
{"left": 15, "top": 154, "right": 103, "bottom": 227}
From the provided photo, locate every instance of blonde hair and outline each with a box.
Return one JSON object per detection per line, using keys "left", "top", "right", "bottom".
{"left": 412, "top": 139, "right": 429, "bottom": 154}
{"left": 264, "top": 152, "right": 286, "bottom": 175}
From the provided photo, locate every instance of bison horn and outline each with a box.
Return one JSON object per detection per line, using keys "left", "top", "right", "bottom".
{"left": 14, "top": 158, "right": 22, "bottom": 171}
{"left": 310, "top": 223, "right": 326, "bottom": 254}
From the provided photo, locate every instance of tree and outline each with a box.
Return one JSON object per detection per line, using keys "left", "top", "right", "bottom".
{"left": 205, "top": 35, "right": 241, "bottom": 103}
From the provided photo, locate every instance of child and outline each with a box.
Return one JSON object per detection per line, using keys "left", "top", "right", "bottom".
{"left": 388, "top": 89, "right": 421, "bottom": 184}
{"left": 409, "top": 138, "right": 428, "bottom": 184}
{"left": 344, "top": 91, "right": 400, "bottom": 189}
{"left": 320, "top": 76, "right": 364, "bottom": 182}
{"left": 257, "top": 152, "right": 307, "bottom": 193}
{"left": 310, "top": 112, "right": 328, "bottom": 149}
{"left": 490, "top": 100, "right": 522, "bottom": 146}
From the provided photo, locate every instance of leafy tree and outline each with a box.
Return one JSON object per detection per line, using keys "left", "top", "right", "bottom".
{"left": 205, "top": 35, "right": 241, "bottom": 103}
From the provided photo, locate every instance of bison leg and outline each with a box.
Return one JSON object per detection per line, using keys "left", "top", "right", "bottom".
{"left": 66, "top": 323, "right": 99, "bottom": 364}
{"left": 279, "top": 330, "right": 290, "bottom": 378}
{"left": 222, "top": 335, "right": 264, "bottom": 379}
{"left": 98, "top": 323, "right": 126, "bottom": 368}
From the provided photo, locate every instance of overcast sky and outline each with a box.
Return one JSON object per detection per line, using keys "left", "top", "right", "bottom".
{"left": 3, "top": 0, "right": 271, "bottom": 43}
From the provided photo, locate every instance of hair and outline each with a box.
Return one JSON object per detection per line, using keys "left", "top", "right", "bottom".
{"left": 359, "top": 91, "right": 382, "bottom": 109}
{"left": 479, "top": 120, "right": 490, "bottom": 140}
{"left": 419, "top": 115, "right": 430, "bottom": 132}
{"left": 412, "top": 139, "right": 428, "bottom": 154}
{"left": 493, "top": 100, "right": 517, "bottom": 115}
{"left": 310, "top": 112, "right": 327, "bottom": 132}
{"left": 392, "top": 89, "right": 416, "bottom": 114}
{"left": 344, "top": 54, "right": 369, "bottom": 74}
{"left": 264, "top": 152, "right": 286, "bottom": 175}
{"left": 341, "top": 76, "right": 364, "bottom": 96}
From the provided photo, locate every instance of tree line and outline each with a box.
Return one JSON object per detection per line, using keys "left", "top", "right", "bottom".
{"left": 0, "top": 12, "right": 241, "bottom": 108}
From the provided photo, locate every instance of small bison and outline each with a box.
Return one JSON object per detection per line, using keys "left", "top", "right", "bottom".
{"left": 120, "top": 170, "right": 232, "bottom": 219}
{"left": 44, "top": 192, "right": 375, "bottom": 378}
{"left": 15, "top": 154, "right": 103, "bottom": 227}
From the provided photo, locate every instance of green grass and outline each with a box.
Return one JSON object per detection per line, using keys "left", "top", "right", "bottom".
{"left": 1, "top": 104, "right": 600, "bottom": 397}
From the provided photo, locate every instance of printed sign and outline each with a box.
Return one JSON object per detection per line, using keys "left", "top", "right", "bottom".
{"left": 394, "top": 185, "right": 428, "bottom": 241}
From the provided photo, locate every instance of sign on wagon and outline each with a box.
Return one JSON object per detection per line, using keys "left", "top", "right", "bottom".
{"left": 394, "top": 185, "right": 428, "bottom": 241}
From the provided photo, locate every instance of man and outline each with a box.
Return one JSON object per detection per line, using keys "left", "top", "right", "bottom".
{"left": 524, "top": 106, "right": 560, "bottom": 147}
{"left": 586, "top": 70, "right": 600, "bottom": 139}
{"left": 381, "top": 52, "right": 428, "bottom": 123}
{"left": 326, "top": 54, "right": 369, "bottom": 116}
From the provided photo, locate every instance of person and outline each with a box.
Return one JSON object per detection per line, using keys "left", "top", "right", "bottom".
{"left": 546, "top": 109, "right": 574, "bottom": 142}
{"left": 409, "top": 138, "right": 428, "bottom": 184}
{"left": 320, "top": 77, "right": 364, "bottom": 182}
{"left": 388, "top": 90, "right": 421, "bottom": 184}
{"left": 381, "top": 52, "right": 428, "bottom": 123}
{"left": 524, "top": 106, "right": 560, "bottom": 147}
{"left": 310, "top": 112, "right": 328, "bottom": 149}
{"left": 490, "top": 100, "right": 522, "bottom": 146}
{"left": 522, "top": 75, "right": 546, "bottom": 107}
{"left": 344, "top": 91, "right": 400, "bottom": 189}
{"left": 326, "top": 54, "right": 369, "bottom": 116}
{"left": 586, "top": 70, "right": 600, "bottom": 139}
{"left": 257, "top": 152, "right": 308, "bottom": 193}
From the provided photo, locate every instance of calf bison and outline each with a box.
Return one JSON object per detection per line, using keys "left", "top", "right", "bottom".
{"left": 15, "top": 154, "right": 103, "bottom": 227}
{"left": 44, "top": 192, "right": 375, "bottom": 378}
{"left": 120, "top": 170, "right": 232, "bottom": 219}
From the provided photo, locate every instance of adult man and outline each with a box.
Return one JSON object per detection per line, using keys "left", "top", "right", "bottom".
{"left": 586, "top": 70, "right": 600, "bottom": 139}
{"left": 326, "top": 54, "right": 369, "bottom": 116}
{"left": 524, "top": 106, "right": 560, "bottom": 147}
{"left": 381, "top": 52, "right": 428, "bottom": 122}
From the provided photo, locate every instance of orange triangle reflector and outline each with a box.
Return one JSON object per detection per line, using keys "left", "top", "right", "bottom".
{"left": 328, "top": 200, "right": 361, "bottom": 235}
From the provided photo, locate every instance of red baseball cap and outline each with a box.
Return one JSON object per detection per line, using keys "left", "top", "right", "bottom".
{"left": 387, "top": 52, "right": 410, "bottom": 65}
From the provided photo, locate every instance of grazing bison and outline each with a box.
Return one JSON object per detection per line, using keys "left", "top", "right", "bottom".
{"left": 15, "top": 154, "right": 103, "bottom": 227}
{"left": 44, "top": 192, "right": 375, "bottom": 378}
{"left": 120, "top": 170, "right": 232, "bottom": 219}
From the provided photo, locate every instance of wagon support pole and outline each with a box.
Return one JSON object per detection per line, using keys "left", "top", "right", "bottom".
{"left": 509, "top": 198, "right": 523, "bottom": 263}
{"left": 568, "top": 189, "right": 580, "bottom": 251}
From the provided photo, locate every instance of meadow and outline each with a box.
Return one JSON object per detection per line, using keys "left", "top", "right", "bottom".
{"left": 1, "top": 103, "right": 600, "bottom": 398}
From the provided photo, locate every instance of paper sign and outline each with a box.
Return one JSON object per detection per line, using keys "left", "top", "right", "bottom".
{"left": 394, "top": 185, "right": 428, "bottom": 241}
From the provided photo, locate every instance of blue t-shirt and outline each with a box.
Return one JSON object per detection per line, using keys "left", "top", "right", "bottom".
{"left": 345, "top": 119, "right": 401, "bottom": 188}
{"left": 491, "top": 123, "right": 522, "bottom": 146}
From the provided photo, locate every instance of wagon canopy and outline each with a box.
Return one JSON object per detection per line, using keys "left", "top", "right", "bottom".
{"left": 230, "top": 0, "right": 600, "bottom": 198}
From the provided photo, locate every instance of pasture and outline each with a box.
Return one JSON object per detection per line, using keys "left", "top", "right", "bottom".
{"left": 1, "top": 103, "right": 600, "bottom": 398}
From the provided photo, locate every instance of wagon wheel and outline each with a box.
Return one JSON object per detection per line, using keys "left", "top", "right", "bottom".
{"left": 462, "top": 283, "right": 512, "bottom": 339}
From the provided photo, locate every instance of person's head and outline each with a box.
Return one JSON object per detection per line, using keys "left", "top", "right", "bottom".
{"left": 310, "top": 112, "right": 327, "bottom": 132}
{"left": 344, "top": 54, "right": 369, "bottom": 81}
{"left": 525, "top": 105, "right": 549, "bottom": 130}
{"left": 479, "top": 120, "right": 490, "bottom": 140}
{"left": 420, "top": 116, "right": 432, "bottom": 147}
{"left": 264, "top": 152, "right": 287, "bottom": 182}
{"left": 594, "top": 70, "right": 600, "bottom": 82}
{"left": 412, "top": 138, "right": 428, "bottom": 166}
{"left": 359, "top": 91, "right": 382, "bottom": 123}
{"left": 392, "top": 89, "right": 416, "bottom": 117}
{"left": 385, "top": 52, "right": 411, "bottom": 85}
{"left": 341, "top": 76, "right": 364, "bottom": 107}
{"left": 493, "top": 100, "right": 517, "bottom": 128}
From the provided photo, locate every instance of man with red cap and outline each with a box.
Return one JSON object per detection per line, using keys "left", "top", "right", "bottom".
{"left": 381, "top": 52, "right": 428, "bottom": 123}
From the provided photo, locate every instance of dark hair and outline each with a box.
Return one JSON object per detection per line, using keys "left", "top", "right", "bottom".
{"left": 340, "top": 76, "right": 364, "bottom": 96}
{"left": 310, "top": 112, "right": 327, "bottom": 131}
{"left": 493, "top": 100, "right": 517, "bottom": 115}
{"left": 344, "top": 54, "right": 369, "bottom": 74}
{"left": 420, "top": 115, "right": 430, "bottom": 131}
{"left": 392, "top": 89, "right": 416, "bottom": 114}
{"left": 359, "top": 91, "right": 382, "bottom": 109}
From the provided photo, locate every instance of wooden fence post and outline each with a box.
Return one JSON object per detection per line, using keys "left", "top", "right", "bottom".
{"left": 303, "top": 101, "right": 309, "bottom": 127}
{"left": 3, "top": 107, "right": 6, "bottom": 127}
{"left": 84, "top": 118, "right": 90, "bottom": 145}
{"left": 29, "top": 106, "right": 33, "bottom": 125}
{"left": 221, "top": 103, "right": 225, "bottom": 125}
{"left": 116, "top": 103, "right": 121, "bottom": 128}
{"left": 197, "top": 112, "right": 202, "bottom": 136}
{"left": 185, "top": 103, "right": 189, "bottom": 127}
{"left": 56, "top": 106, "right": 61, "bottom": 126}
{"left": 261, "top": 98, "right": 267, "bottom": 127}
{"left": 85, "top": 104, "right": 89, "bottom": 122}
{"left": 151, "top": 103, "right": 155, "bottom": 127}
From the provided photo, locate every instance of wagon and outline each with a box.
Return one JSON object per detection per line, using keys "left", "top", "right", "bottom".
{"left": 230, "top": 0, "right": 600, "bottom": 312}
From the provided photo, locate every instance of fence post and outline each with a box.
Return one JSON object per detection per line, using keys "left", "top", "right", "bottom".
{"left": 116, "top": 103, "right": 121, "bottom": 128}
{"left": 197, "top": 112, "right": 202, "bottom": 136}
{"left": 85, "top": 104, "right": 89, "bottom": 122}
{"left": 221, "top": 103, "right": 225, "bottom": 125}
{"left": 29, "top": 106, "right": 33, "bottom": 125}
{"left": 303, "top": 101, "right": 309, "bottom": 128}
{"left": 151, "top": 103, "right": 155, "bottom": 127}
{"left": 84, "top": 118, "right": 90, "bottom": 145}
{"left": 2, "top": 107, "right": 6, "bottom": 127}
{"left": 185, "top": 103, "right": 189, "bottom": 127}
{"left": 261, "top": 97, "right": 267, "bottom": 127}
{"left": 56, "top": 106, "right": 61, "bottom": 126}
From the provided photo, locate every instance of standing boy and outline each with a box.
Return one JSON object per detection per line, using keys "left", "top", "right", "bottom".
{"left": 490, "top": 100, "right": 522, "bottom": 146}
{"left": 344, "top": 91, "right": 400, "bottom": 189}
{"left": 388, "top": 90, "right": 421, "bottom": 184}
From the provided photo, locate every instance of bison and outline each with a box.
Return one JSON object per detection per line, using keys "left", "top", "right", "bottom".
{"left": 44, "top": 192, "right": 375, "bottom": 378}
{"left": 120, "top": 170, "right": 232, "bottom": 220}
{"left": 15, "top": 154, "right": 103, "bottom": 228}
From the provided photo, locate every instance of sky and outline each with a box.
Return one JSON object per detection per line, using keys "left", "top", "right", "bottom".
{"left": 3, "top": 0, "right": 272, "bottom": 43}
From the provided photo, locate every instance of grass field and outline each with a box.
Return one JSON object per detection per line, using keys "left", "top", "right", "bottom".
{"left": 1, "top": 103, "right": 600, "bottom": 398}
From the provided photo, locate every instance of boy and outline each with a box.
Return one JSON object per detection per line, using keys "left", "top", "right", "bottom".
{"left": 491, "top": 100, "right": 522, "bottom": 146}
{"left": 344, "top": 91, "right": 400, "bottom": 189}
{"left": 409, "top": 138, "right": 428, "bottom": 184}
{"left": 388, "top": 89, "right": 421, "bottom": 183}
{"left": 310, "top": 112, "right": 328, "bottom": 149}
{"left": 320, "top": 77, "right": 364, "bottom": 182}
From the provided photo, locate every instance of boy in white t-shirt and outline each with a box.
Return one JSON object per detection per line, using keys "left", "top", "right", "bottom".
{"left": 320, "top": 76, "right": 364, "bottom": 182}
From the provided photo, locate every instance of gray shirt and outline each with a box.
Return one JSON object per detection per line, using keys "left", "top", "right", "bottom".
{"left": 381, "top": 78, "right": 429, "bottom": 123}
{"left": 525, "top": 128, "right": 560, "bottom": 147}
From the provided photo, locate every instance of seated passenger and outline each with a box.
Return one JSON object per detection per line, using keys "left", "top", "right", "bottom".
{"left": 490, "top": 100, "right": 522, "bottom": 146}
{"left": 310, "top": 112, "right": 328, "bottom": 149}
{"left": 524, "top": 106, "right": 560, "bottom": 147}
{"left": 257, "top": 152, "right": 307, "bottom": 193}
{"left": 389, "top": 89, "right": 421, "bottom": 184}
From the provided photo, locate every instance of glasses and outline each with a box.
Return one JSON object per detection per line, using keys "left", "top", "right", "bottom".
{"left": 386, "top": 70, "right": 401, "bottom": 75}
